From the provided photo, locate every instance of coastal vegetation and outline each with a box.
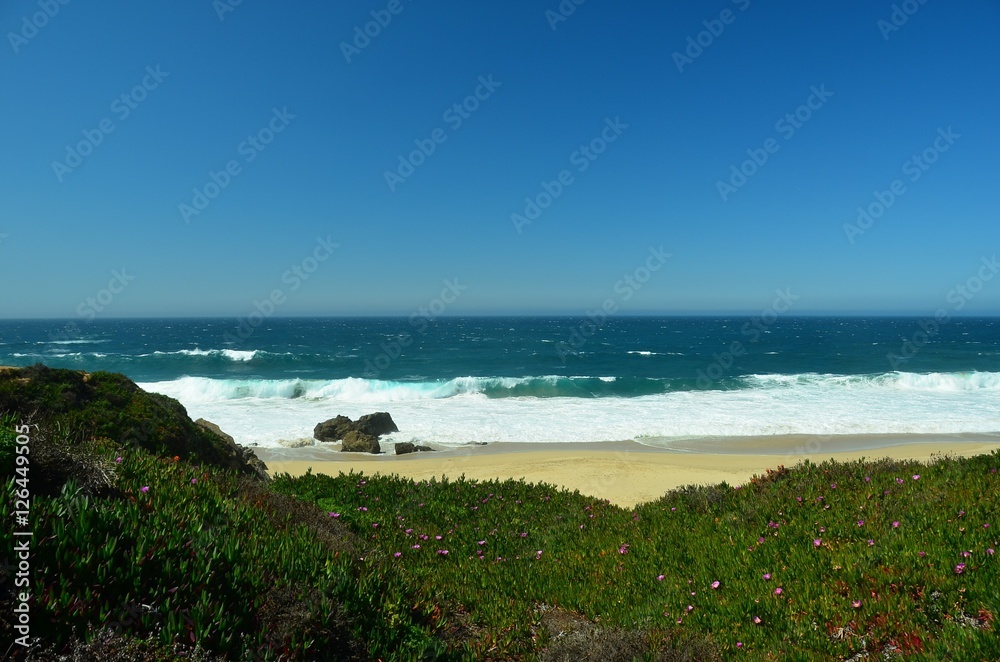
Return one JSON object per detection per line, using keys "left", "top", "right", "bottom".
{"left": 1, "top": 366, "right": 997, "bottom": 660}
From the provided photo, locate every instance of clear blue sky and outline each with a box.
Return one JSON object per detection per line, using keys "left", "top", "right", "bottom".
{"left": 2, "top": 0, "right": 998, "bottom": 317}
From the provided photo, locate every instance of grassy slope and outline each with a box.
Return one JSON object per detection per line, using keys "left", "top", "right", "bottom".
{"left": 272, "top": 453, "right": 1000, "bottom": 660}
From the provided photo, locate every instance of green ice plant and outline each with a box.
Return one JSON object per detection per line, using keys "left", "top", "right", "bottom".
{"left": 272, "top": 452, "right": 1000, "bottom": 660}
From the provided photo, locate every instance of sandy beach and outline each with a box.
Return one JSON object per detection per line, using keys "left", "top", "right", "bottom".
{"left": 258, "top": 434, "right": 1000, "bottom": 508}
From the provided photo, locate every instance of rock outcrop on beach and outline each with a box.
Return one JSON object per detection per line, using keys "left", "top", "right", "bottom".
{"left": 0, "top": 363, "right": 270, "bottom": 481}
{"left": 341, "top": 430, "right": 381, "bottom": 454}
{"left": 313, "top": 415, "right": 356, "bottom": 442}
{"left": 354, "top": 412, "right": 399, "bottom": 437}
{"left": 314, "top": 411, "right": 398, "bottom": 451}
{"left": 394, "top": 442, "right": 435, "bottom": 455}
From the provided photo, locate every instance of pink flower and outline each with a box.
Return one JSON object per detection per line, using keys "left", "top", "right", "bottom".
{"left": 736, "top": 642, "right": 743, "bottom": 648}
{"left": 912, "top": 474, "right": 920, "bottom": 480}
{"left": 438, "top": 549, "right": 449, "bottom": 555}
{"left": 191, "top": 478, "right": 197, "bottom": 485}
{"left": 115, "top": 457, "right": 122, "bottom": 464}
{"left": 987, "top": 548, "right": 995, "bottom": 555}
{"left": 520, "top": 532, "right": 527, "bottom": 538}
{"left": 857, "top": 520, "right": 864, "bottom": 527}
{"left": 657, "top": 574, "right": 665, "bottom": 581}
{"left": 852, "top": 600, "right": 862, "bottom": 608}
{"left": 864, "top": 476, "right": 871, "bottom": 483}
{"left": 619, "top": 544, "right": 630, "bottom": 554}
{"left": 830, "top": 483, "right": 837, "bottom": 489}
{"left": 962, "top": 551, "right": 971, "bottom": 558}
{"left": 892, "top": 521, "right": 900, "bottom": 528}
{"left": 140, "top": 486, "right": 149, "bottom": 493}
{"left": 763, "top": 573, "right": 771, "bottom": 580}
{"left": 329, "top": 512, "right": 340, "bottom": 518}
{"left": 686, "top": 605, "right": 693, "bottom": 612}
{"left": 393, "top": 552, "right": 401, "bottom": 558}
{"left": 711, "top": 581, "right": 720, "bottom": 589}
{"left": 868, "top": 539, "right": 875, "bottom": 547}
{"left": 774, "top": 587, "right": 783, "bottom": 595}
{"left": 918, "top": 551, "right": 926, "bottom": 557}
{"left": 752, "top": 616, "right": 762, "bottom": 624}
{"left": 813, "top": 539, "right": 822, "bottom": 547}
{"left": 412, "top": 544, "right": 420, "bottom": 549}
{"left": 896, "top": 478, "right": 904, "bottom": 485}
{"left": 477, "top": 540, "right": 486, "bottom": 545}
{"left": 954, "top": 563, "right": 966, "bottom": 574}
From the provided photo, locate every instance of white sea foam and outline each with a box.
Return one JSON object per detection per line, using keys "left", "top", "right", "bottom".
{"left": 150, "top": 349, "right": 260, "bottom": 362}
{"left": 44, "top": 339, "right": 109, "bottom": 345}
{"left": 139, "top": 371, "right": 1000, "bottom": 448}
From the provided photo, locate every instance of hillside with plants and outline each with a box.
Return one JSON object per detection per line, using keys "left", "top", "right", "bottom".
{"left": 1, "top": 365, "right": 998, "bottom": 660}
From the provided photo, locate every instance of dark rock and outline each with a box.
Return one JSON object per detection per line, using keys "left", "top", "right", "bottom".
{"left": 396, "top": 442, "right": 434, "bottom": 454}
{"left": 313, "top": 415, "right": 355, "bottom": 442}
{"left": 314, "top": 412, "right": 398, "bottom": 442}
{"left": 354, "top": 412, "right": 399, "bottom": 437}
{"left": 196, "top": 419, "right": 270, "bottom": 482}
{"left": 341, "top": 430, "right": 381, "bottom": 454}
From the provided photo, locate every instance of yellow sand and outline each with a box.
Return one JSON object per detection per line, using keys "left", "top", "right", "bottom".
{"left": 263, "top": 440, "right": 1000, "bottom": 508}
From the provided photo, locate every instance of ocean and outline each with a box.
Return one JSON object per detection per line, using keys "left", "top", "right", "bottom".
{"left": 1, "top": 317, "right": 998, "bottom": 449}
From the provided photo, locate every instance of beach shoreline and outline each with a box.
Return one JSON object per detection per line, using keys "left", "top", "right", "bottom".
{"left": 258, "top": 434, "right": 1000, "bottom": 508}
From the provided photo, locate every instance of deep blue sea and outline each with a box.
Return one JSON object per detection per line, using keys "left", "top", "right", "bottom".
{"left": 1, "top": 317, "right": 999, "bottom": 448}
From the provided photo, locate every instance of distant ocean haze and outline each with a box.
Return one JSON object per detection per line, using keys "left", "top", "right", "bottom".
{"left": 1, "top": 317, "right": 998, "bottom": 448}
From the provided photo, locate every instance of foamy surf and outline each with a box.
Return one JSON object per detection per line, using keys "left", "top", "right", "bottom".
{"left": 140, "top": 371, "right": 1000, "bottom": 448}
